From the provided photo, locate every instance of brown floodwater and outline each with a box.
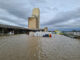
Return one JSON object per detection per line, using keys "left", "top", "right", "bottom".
{"left": 0, "top": 34, "right": 80, "bottom": 60}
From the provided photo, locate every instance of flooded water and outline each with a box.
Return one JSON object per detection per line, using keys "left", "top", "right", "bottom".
{"left": 0, "top": 34, "right": 80, "bottom": 60}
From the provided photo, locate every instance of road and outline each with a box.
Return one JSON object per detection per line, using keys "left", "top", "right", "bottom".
{"left": 0, "top": 34, "right": 80, "bottom": 60}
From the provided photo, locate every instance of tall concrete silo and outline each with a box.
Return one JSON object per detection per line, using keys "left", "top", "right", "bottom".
{"left": 32, "top": 8, "right": 40, "bottom": 29}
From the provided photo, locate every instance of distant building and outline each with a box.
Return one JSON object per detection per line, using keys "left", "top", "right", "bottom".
{"left": 44, "top": 27, "right": 48, "bottom": 32}
{"left": 54, "top": 30, "right": 61, "bottom": 35}
{"left": 63, "top": 31, "right": 80, "bottom": 36}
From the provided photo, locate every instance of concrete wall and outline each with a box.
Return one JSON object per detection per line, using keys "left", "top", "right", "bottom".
{"left": 32, "top": 8, "right": 40, "bottom": 29}
{"left": 44, "top": 27, "right": 48, "bottom": 32}
{"left": 28, "top": 17, "right": 37, "bottom": 29}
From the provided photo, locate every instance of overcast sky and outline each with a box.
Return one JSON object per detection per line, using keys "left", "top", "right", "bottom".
{"left": 0, "top": 0, "right": 80, "bottom": 31}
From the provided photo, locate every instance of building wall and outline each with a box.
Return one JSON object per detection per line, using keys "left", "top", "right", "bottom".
{"left": 44, "top": 27, "right": 48, "bottom": 32}
{"left": 32, "top": 8, "right": 40, "bottom": 29}
{"left": 28, "top": 17, "right": 37, "bottom": 29}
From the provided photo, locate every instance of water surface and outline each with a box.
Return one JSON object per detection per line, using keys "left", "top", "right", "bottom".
{"left": 0, "top": 34, "right": 80, "bottom": 60}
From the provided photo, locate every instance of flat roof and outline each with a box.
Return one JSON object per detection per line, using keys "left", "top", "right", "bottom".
{"left": 0, "top": 24, "right": 44, "bottom": 31}
{"left": 0, "top": 24, "right": 27, "bottom": 30}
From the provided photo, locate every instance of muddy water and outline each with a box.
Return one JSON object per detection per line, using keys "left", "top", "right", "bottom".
{"left": 0, "top": 34, "right": 80, "bottom": 60}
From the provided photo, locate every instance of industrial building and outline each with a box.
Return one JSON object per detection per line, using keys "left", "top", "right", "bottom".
{"left": 0, "top": 24, "right": 28, "bottom": 35}
{"left": 28, "top": 8, "right": 40, "bottom": 29}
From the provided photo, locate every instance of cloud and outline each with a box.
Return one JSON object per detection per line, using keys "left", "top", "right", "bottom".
{"left": 0, "top": 0, "right": 80, "bottom": 31}
{"left": 0, "top": 8, "right": 27, "bottom": 27}
{"left": 0, "top": 0, "right": 31, "bottom": 19}
{"left": 41, "top": 8, "right": 80, "bottom": 29}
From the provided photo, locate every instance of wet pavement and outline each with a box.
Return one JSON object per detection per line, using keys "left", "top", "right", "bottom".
{"left": 0, "top": 34, "right": 80, "bottom": 60}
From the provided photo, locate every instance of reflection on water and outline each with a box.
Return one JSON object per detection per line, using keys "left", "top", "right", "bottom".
{"left": 0, "top": 34, "right": 80, "bottom": 60}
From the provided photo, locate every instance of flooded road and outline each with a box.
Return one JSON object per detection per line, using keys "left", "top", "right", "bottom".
{"left": 0, "top": 34, "right": 80, "bottom": 60}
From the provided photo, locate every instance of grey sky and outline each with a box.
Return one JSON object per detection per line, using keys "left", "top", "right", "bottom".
{"left": 0, "top": 0, "right": 80, "bottom": 30}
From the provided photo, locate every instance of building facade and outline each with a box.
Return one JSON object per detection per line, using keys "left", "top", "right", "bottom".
{"left": 28, "top": 17, "right": 37, "bottom": 29}
{"left": 32, "top": 8, "right": 40, "bottom": 28}
{"left": 28, "top": 8, "right": 40, "bottom": 29}
{"left": 44, "top": 27, "right": 48, "bottom": 32}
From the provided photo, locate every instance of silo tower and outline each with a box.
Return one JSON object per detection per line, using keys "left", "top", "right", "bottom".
{"left": 32, "top": 8, "right": 40, "bottom": 28}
